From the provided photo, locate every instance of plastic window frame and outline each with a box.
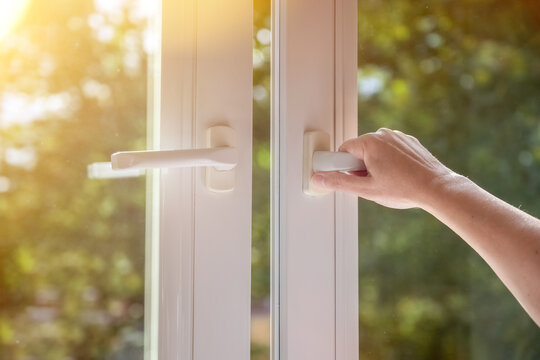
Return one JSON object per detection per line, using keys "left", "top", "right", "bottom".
{"left": 145, "top": 0, "right": 253, "bottom": 359}
{"left": 271, "top": 0, "right": 359, "bottom": 359}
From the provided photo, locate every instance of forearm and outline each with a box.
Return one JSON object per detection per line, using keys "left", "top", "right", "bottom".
{"left": 315, "top": 130, "right": 540, "bottom": 325}
{"left": 422, "top": 173, "right": 540, "bottom": 325}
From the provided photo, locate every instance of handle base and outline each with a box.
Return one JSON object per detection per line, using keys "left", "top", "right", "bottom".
{"left": 303, "top": 130, "right": 332, "bottom": 196}
{"left": 205, "top": 125, "right": 236, "bottom": 192}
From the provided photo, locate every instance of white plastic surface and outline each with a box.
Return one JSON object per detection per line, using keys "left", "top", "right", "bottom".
{"left": 312, "top": 151, "right": 366, "bottom": 172}
{"left": 111, "top": 147, "right": 238, "bottom": 171}
{"left": 153, "top": 0, "right": 253, "bottom": 356}
{"left": 110, "top": 125, "right": 237, "bottom": 192}
{"left": 277, "top": 0, "right": 339, "bottom": 354}
{"left": 274, "top": 1, "right": 359, "bottom": 359}
{"left": 205, "top": 125, "right": 237, "bottom": 192}
{"left": 303, "top": 130, "right": 331, "bottom": 196}
{"left": 87, "top": 162, "right": 145, "bottom": 179}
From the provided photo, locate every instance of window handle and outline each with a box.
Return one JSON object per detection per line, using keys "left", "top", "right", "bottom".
{"left": 303, "top": 131, "right": 367, "bottom": 196}
{"left": 111, "top": 147, "right": 238, "bottom": 171}
{"left": 312, "top": 151, "right": 366, "bottom": 172}
{"left": 108, "top": 125, "right": 237, "bottom": 192}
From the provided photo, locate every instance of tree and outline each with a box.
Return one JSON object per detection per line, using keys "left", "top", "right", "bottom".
{"left": 356, "top": 0, "right": 540, "bottom": 358}
{"left": 0, "top": 0, "right": 147, "bottom": 358}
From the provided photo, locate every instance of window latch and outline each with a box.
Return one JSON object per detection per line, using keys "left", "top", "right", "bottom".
{"left": 103, "top": 125, "right": 237, "bottom": 192}
{"left": 111, "top": 147, "right": 238, "bottom": 171}
{"left": 303, "top": 130, "right": 366, "bottom": 196}
{"left": 312, "top": 151, "right": 365, "bottom": 172}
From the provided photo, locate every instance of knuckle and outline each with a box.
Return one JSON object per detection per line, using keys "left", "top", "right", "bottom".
{"left": 340, "top": 136, "right": 363, "bottom": 151}
{"left": 361, "top": 135, "right": 378, "bottom": 150}
{"left": 368, "top": 136, "right": 387, "bottom": 153}
{"left": 376, "top": 127, "right": 392, "bottom": 135}
{"left": 406, "top": 133, "right": 420, "bottom": 143}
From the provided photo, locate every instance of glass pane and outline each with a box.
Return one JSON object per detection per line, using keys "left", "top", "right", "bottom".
{"left": 0, "top": 0, "right": 154, "bottom": 358}
{"left": 357, "top": 0, "right": 540, "bottom": 358}
{"left": 251, "top": 0, "right": 271, "bottom": 359}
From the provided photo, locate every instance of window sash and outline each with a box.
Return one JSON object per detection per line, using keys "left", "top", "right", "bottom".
{"left": 271, "top": 0, "right": 358, "bottom": 359}
{"left": 147, "top": 0, "right": 253, "bottom": 359}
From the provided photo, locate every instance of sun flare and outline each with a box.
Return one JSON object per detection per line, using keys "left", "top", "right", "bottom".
{"left": 0, "top": 0, "right": 31, "bottom": 41}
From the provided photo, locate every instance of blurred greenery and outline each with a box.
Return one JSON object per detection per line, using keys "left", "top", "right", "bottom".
{"left": 251, "top": 0, "right": 540, "bottom": 359}
{"left": 251, "top": 0, "right": 271, "bottom": 358}
{"left": 252, "top": 0, "right": 271, "bottom": 305}
{"left": 0, "top": 0, "right": 147, "bottom": 358}
{"left": 2, "top": 0, "right": 539, "bottom": 359}
{"left": 356, "top": 0, "right": 540, "bottom": 358}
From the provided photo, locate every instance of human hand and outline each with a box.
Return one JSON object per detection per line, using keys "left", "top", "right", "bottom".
{"left": 311, "top": 128, "right": 456, "bottom": 209}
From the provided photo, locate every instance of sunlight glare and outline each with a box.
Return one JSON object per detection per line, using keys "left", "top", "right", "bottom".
{"left": 0, "top": 0, "right": 31, "bottom": 41}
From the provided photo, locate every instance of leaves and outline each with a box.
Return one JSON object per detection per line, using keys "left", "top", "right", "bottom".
{"left": 0, "top": 0, "right": 147, "bottom": 358}
{"left": 357, "top": 0, "right": 540, "bottom": 358}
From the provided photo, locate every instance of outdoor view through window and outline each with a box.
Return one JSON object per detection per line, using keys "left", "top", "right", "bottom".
{"left": 251, "top": 0, "right": 271, "bottom": 358}
{"left": 1, "top": 0, "right": 539, "bottom": 359}
{"left": 356, "top": 0, "right": 540, "bottom": 358}
{"left": 0, "top": 0, "right": 151, "bottom": 358}
{"left": 0, "top": 0, "right": 274, "bottom": 359}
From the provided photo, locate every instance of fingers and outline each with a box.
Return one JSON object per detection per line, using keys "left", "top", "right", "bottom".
{"left": 311, "top": 171, "right": 373, "bottom": 196}
{"left": 338, "top": 133, "right": 372, "bottom": 159}
{"left": 339, "top": 128, "right": 412, "bottom": 153}
{"left": 339, "top": 128, "right": 394, "bottom": 152}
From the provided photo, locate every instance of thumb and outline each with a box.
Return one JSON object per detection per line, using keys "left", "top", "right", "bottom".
{"left": 311, "top": 171, "right": 372, "bottom": 195}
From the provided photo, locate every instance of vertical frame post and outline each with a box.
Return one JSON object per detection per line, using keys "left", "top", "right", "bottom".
{"left": 334, "top": 0, "right": 359, "bottom": 359}
{"left": 272, "top": 0, "right": 358, "bottom": 359}
{"left": 151, "top": 0, "right": 253, "bottom": 359}
{"left": 193, "top": 0, "right": 253, "bottom": 359}
{"left": 156, "top": 0, "right": 197, "bottom": 359}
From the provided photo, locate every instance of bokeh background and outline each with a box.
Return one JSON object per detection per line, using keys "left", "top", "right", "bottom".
{"left": 0, "top": 0, "right": 149, "bottom": 359}
{"left": 355, "top": 0, "right": 540, "bottom": 358}
{"left": 1, "top": 0, "right": 539, "bottom": 359}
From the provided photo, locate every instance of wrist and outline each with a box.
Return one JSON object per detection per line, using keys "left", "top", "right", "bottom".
{"left": 418, "top": 171, "right": 472, "bottom": 212}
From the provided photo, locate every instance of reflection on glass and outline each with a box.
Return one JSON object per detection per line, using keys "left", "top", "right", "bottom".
{"left": 0, "top": 0, "right": 152, "bottom": 358}
{"left": 357, "top": 0, "right": 540, "bottom": 358}
{"left": 251, "top": 0, "right": 271, "bottom": 359}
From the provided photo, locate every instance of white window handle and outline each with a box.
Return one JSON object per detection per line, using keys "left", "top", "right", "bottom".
{"left": 111, "top": 147, "right": 238, "bottom": 171}
{"left": 312, "top": 151, "right": 366, "bottom": 172}
{"left": 90, "top": 125, "right": 237, "bottom": 192}
{"left": 303, "top": 131, "right": 367, "bottom": 196}
{"left": 111, "top": 125, "right": 236, "bottom": 172}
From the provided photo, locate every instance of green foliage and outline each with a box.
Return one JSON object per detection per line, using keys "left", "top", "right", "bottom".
{"left": 2, "top": 0, "right": 539, "bottom": 359}
{"left": 0, "top": 0, "right": 147, "bottom": 358}
{"left": 250, "top": 0, "right": 272, "bottom": 357}
{"left": 357, "top": 0, "right": 540, "bottom": 358}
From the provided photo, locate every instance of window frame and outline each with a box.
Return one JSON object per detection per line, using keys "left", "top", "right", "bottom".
{"left": 271, "top": 0, "right": 358, "bottom": 359}
{"left": 145, "top": 0, "right": 254, "bottom": 359}
{"left": 334, "top": 0, "right": 359, "bottom": 358}
{"left": 146, "top": 0, "right": 357, "bottom": 357}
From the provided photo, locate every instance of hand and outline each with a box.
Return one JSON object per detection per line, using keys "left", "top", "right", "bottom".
{"left": 311, "top": 128, "right": 455, "bottom": 209}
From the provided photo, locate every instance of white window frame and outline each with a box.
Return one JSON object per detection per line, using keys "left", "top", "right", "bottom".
{"left": 271, "top": 0, "right": 358, "bottom": 359}
{"left": 143, "top": 0, "right": 358, "bottom": 358}
{"left": 145, "top": 0, "right": 253, "bottom": 359}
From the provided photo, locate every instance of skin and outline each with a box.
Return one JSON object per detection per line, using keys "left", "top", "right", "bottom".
{"left": 312, "top": 128, "right": 540, "bottom": 326}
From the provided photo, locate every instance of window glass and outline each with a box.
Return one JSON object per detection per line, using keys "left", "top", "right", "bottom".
{"left": 251, "top": 0, "right": 271, "bottom": 359}
{"left": 0, "top": 0, "right": 152, "bottom": 358}
{"left": 357, "top": 0, "right": 540, "bottom": 358}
